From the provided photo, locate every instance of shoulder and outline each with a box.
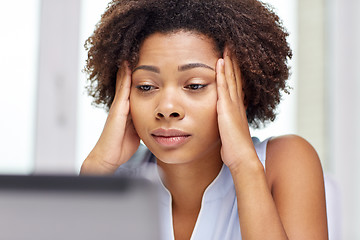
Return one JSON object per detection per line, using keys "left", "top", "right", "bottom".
{"left": 264, "top": 135, "right": 328, "bottom": 238}
{"left": 265, "top": 134, "right": 324, "bottom": 187}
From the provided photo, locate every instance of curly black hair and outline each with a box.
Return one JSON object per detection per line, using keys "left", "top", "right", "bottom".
{"left": 84, "top": 0, "right": 292, "bottom": 128}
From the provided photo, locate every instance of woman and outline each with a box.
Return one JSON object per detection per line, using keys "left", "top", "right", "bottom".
{"left": 81, "top": 0, "right": 328, "bottom": 239}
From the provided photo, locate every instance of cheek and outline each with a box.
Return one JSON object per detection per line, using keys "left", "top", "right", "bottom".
{"left": 195, "top": 90, "right": 218, "bottom": 117}
{"left": 205, "top": 93, "right": 219, "bottom": 128}
{"left": 191, "top": 93, "right": 219, "bottom": 131}
{"left": 196, "top": 103, "right": 217, "bottom": 121}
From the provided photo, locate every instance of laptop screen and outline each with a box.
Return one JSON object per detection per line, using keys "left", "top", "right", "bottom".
{"left": 0, "top": 175, "right": 160, "bottom": 240}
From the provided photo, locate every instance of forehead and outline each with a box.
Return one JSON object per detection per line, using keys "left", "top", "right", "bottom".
{"left": 137, "top": 31, "right": 221, "bottom": 63}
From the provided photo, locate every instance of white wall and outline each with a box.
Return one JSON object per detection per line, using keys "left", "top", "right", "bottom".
{"left": 34, "top": 0, "right": 81, "bottom": 174}
{"left": 327, "top": 0, "right": 360, "bottom": 238}
{"left": 297, "top": 0, "right": 327, "bottom": 166}
{"left": 0, "top": 0, "right": 40, "bottom": 174}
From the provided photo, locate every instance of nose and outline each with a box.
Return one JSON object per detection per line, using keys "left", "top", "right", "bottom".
{"left": 155, "top": 91, "right": 185, "bottom": 120}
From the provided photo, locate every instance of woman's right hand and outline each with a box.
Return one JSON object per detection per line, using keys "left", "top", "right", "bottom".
{"left": 80, "top": 62, "right": 140, "bottom": 175}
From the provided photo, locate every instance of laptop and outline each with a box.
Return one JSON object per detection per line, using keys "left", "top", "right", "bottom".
{"left": 0, "top": 175, "right": 160, "bottom": 240}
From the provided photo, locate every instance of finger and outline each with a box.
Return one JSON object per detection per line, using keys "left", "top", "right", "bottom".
{"left": 231, "top": 56, "right": 245, "bottom": 104}
{"left": 216, "top": 58, "right": 229, "bottom": 102}
{"left": 223, "top": 52, "right": 238, "bottom": 102}
{"left": 108, "top": 62, "right": 131, "bottom": 118}
{"left": 115, "top": 62, "right": 125, "bottom": 92}
{"left": 115, "top": 61, "right": 131, "bottom": 103}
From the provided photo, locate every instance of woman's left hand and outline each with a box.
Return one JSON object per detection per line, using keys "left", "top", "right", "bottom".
{"left": 216, "top": 48, "right": 259, "bottom": 171}
{"left": 216, "top": 49, "right": 327, "bottom": 240}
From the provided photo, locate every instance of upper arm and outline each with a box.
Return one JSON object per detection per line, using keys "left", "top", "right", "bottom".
{"left": 265, "top": 135, "right": 328, "bottom": 239}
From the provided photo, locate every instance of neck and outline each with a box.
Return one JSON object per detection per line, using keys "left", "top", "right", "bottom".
{"left": 157, "top": 150, "right": 223, "bottom": 212}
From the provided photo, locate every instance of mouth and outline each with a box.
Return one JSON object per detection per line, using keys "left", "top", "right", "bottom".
{"left": 151, "top": 129, "right": 191, "bottom": 147}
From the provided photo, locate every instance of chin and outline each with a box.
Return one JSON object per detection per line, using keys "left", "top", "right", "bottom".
{"left": 151, "top": 150, "right": 193, "bottom": 165}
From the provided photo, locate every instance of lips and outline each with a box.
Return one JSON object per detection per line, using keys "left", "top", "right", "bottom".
{"left": 151, "top": 128, "right": 191, "bottom": 147}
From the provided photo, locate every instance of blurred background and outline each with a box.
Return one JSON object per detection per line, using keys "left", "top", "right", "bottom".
{"left": 0, "top": 0, "right": 359, "bottom": 239}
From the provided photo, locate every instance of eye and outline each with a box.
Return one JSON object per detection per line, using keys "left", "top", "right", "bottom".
{"left": 136, "top": 85, "right": 156, "bottom": 92}
{"left": 185, "top": 84, "right": 207, "bottom": 90}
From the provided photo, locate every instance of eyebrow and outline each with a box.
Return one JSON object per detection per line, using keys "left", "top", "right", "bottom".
{"left": 178, "top": 63, "right": 215, "bottom": 72}
{"left": 132, "top": 65, "right": 160, "bottom": 73}
{"left": 132, "top": 62, "right": 215, "bottom": 74}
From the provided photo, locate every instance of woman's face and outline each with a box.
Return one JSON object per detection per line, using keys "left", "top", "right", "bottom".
{"left": 130, "top": 31, "right": 221, "bottom": 165}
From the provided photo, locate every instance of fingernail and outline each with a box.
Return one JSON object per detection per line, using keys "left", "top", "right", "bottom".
{"left": 219, "top": 59, "right": 224, "bottom": 66}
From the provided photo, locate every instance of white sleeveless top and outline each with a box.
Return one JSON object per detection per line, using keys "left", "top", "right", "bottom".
{"left": 115, "top": 137, "right": 270, "bottom": 240}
